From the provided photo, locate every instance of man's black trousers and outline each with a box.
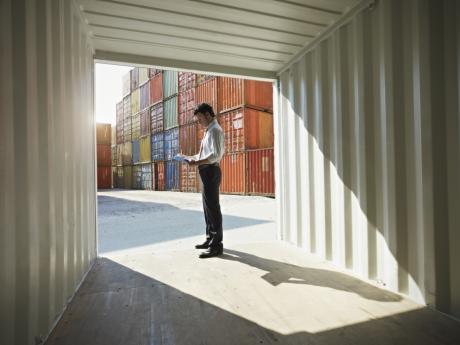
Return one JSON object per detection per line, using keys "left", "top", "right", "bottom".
{"left": 199, "top": 165, "right": 223, "bottom": 249}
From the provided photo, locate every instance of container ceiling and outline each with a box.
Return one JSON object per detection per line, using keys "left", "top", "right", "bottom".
{"left": 77, "top": 0, "right": 362, "bottom": 78}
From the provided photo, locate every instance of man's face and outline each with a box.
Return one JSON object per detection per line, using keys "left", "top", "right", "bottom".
{"left": 194, "top": 112, "right": 209, "bottom": 127}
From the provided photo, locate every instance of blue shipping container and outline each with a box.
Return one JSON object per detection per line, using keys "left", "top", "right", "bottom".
{"left": 164, "top": 127, "right": 179, "bottom": 161}
{"left": 151, "top": 133, "right": 164, "bottom": 161}
{"left": 132, "top": 139, "right": 140, "bottom": 164}
{"left": 165, "top": 160, "right": 180, "bottom": 191}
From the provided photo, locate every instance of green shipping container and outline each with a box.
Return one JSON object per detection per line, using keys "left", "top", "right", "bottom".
{"left": 164, "top": 96, "right": 178, "bottom": 130}
{"left": 163, "top": 70, "right": 178, "bottom": 99}
{"left": 123, "top": 166, "right": 133, "bottom": 189}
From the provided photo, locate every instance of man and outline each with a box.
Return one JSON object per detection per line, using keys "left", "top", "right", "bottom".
{"left": 179, "top": 103, "right": 225, "bottom": 258}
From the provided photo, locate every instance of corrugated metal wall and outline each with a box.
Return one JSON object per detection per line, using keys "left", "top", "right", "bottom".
{"left": 276, "top": 0, "right": 460, "bottom": 318}
{"left": 0, "top": 0, "right": 97, "bottom": 344}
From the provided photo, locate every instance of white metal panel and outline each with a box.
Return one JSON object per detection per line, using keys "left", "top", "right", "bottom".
{"left": 276, "top": 0, "right": 460, "bottom": 318}
{"left": 0, "top": 1, "right": 96, "bottom": 344}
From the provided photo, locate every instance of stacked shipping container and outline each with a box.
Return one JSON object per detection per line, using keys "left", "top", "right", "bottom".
{"left": 96, "top": 123, "right": 112, "bottom": 189}
{"left": 111, "top": 68, "right": 274, "bottom": 196}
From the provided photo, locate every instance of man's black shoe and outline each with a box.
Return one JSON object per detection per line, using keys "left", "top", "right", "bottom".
{"left": 195, "top": 241, "right": 211, "bottom": 249}
{"left": 199, "top": 247, "right": 223, "bottom": 259}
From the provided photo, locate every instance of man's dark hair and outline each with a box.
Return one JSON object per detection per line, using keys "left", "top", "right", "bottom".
{"left": 194, "top": 103, "right": 215, "bottom": 117}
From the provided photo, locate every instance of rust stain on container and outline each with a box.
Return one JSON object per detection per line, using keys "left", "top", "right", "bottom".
{"left": 220, "top": 107, "right": 273, "bottom": 152}
{"left": 220, "top": 152, "right": 246, "bottom": 194}
{"left": 150, "top": 72, "right": 163, "bottom": 105}
{"left": 246, "top": 148, "right": 274, "bottom": 196}
{"left": 97, "top": 167, "right": 111, "bottom": 189}
{"left": 97, "top": 144, "right": 111, "bottom": 167}
{"left": 195, "top": 77, "right": 217, "bottom": 113}
{"left": 96, "top": 123, "right": 111, "bottom": 145}
{"left": 217, "top": 77, "right": 273, "bottom": 113}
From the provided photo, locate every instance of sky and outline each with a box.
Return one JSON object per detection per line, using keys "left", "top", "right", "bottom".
{"left": 95, "top": 63, "right": 133, "bottom": 125}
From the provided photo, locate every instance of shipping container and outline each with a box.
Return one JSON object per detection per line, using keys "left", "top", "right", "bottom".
{"left": 180, "top": 164, "right": 199, "bottom": 193}
{"left": 151, "top": 133, "right": 165, "bottom": 161}
{"left": 130, "top": 67, "right": 139, "bottom": 90}
{"left": 131, "top": 88, "right": 140, "bottom": 115}
{"left": 141, "top": 163, "right": 152, "bottom": 190}
{"left": 140, "top": 109, "right": 150, "bottom": 137}
{"left": 149, "top": 72, "right": 163, "bottom": 105}
{"left": 220, "top": 107, "right": 273, "bottom": 152}
{"left": 116, "top": 122, "right": 123, "bottom": 145}
{"left": 150, "top": 102, "right": 163, "bottom": 133}
{"left": 178, "top": 88, "right": 196, "bottom": 125}
{"left": 132, "top": 139, "right": 140, "bottom": 164}
{"left": 149, "top": 67, "right": 161, "bottom": 78}
{"left": 163, "top": 70, "right": 178, "bottom": 99}
{"left": 132, "top": 164, "right": 142, "bottom": 189}
{"left": 195, "top": 77, "right": 217, "bottom": 114}
{"left": 121, "top": 142, "right": 132, "bottom": 165}
{"left": 140, "top": 82, "right": 150, "bottom": 111}
{"left": 123, "top": 115, "right": 132, "bottom": 143}
{"left": 116, "top": 166, "right": 124, "bottom": 188}
{"left": 131, "top": 112, "right": 140, "bottom": 140}
{"left": 111, "top": 145, "right": 117, "bottom": 166}
{"left": 96, "top": 123, "right": 111, "bottom": 145}
{"left": 116, "top": 101, "right": 124, "bottom": 124}
{"left": 111, "top": 127, "right": 116, "bottom": 146}
{"left": 122, "top": 71, "right": 131, "bottom": 97}
{"left": 179, "top": 122, "right": 199, "bottom": 156}
{"left": 138, "top": 67, "right": 149, "bottom": 86}
{"left": 164, "top": 96, "right": 178, "bottom": 130}
{"left": 97, "top": 166, "right": 111, "bottom": 189}
{"left": 123, "top": 95, "right": 131, "bottom": 120}
{"left": 217, "top": 77, "right": 273, "bottom": 113}
{"left": 97, "top": 144, "right": 111, "bottom": 167}
{"left": 139, "top": 135, "right": 151, "bottom": 163}
{"left": 152, "top": 161, "right": 165, "bottom": 191}
{"left": 123, "top": 165, "right": 133, "bottom": 189}
{"left": 165, "top": 160, "right": 180, "bottom": 191}
{"left": 178, "top": 71, "right": 196, "bottom": 92}
{"left": 220, "top": 152, "right": 246, "bottom": 194}
{"left": 164, "top": 127, "right": 179, "bottom": 161}
{"left": 246, "top": 148, "right": 274, "bottom": 196}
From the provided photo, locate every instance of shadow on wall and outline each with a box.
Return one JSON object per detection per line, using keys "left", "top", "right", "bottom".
{"left": 44, "top": 258, "right": 460, "bottom": 345}
{"left": 278, "top": 0, "right": 459, "bottom": 316}
{"left": 97, "top": 195, "right": 272, "bottom": 253}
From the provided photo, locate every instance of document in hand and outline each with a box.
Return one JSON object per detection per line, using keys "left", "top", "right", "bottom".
{"left": 173, "top": 154, "right": 190, "bottom": 162}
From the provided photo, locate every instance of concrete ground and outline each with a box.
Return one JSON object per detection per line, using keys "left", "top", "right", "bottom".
{"left": 46, "top": 190, "right": 460, "bottom": 345}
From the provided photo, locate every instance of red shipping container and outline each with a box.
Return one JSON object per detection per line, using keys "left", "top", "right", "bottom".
{"left": 180, "top": 164, "right": 199, "bottom": 193}
{"left": 97, "top": 167, "right": 111, "bottom": 189}
{"left": 152, "top": 161, "right": 165, "bottom": 191}
{"left": 178, "top": 88, "right": 196, "bottom": 125}
{"left": 217, "top": 77, "right": 273, "bottom": 114}
{"left": 150, "top": 103, "right": 164, "bottom": 133}
{"left": 195, "top": 77, "right": 217, "bottom": 114}
{"left": 246, "top": 149, "right": 274, "bottom": 196}
{"left": 140, "top": 109, "right": 150, "bottom": 137}
{"left": 220, "top": 152, "right": 246, "bottom": 194}
{"left": 97, "top": 144, "right": 111, "bottom": 167}
{"left": 150, "top": 72, "right": 163, "bottom": 105}
{"left": 219, "top": 108, "right": 273, "bottom": 153}
{"left": 179, "top": 122, "right": 199, "bottom": 156}
{"left": 178, "top": 71, "right": 196, "bottom": 92}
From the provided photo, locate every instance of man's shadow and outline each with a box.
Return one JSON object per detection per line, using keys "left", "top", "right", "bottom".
{"left": 219, "top": 249, "right": 402, "bottom": 302}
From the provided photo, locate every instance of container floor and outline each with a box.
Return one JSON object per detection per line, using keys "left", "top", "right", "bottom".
{"left": 45, "top": 191, "right": 460, "bottom": 345}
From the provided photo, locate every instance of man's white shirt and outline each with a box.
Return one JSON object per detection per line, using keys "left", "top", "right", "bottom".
{"left": 194, "top": 118, "right": 225, "bottom": 164}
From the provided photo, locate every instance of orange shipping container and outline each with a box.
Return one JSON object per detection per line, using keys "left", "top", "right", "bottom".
{"left": 220, "top": 108, "right": 273, "bottom": 153}
{"left": 152, "top": 161, "right": 165, "bottom": 191}
{"left": 179, "top": 123, "right": 199, "bottom": 156}
{"left": 150, "top": 72, "right": 163, "bottom": 105}
{"left": 220, "top": 152, "right": 246, "bottom": 194}
{"left": 217, "top": 77, "right": 273, "bottom": 114}
{"left": 246, "top": 149, "right": 274, "bottom": 196}
{"left": 97, "top": 144, "right": 111, "bottom": 167}
{"left": 96, "top": 123, "right": 111, "bottom": 145}
{"left": 97, "top": 167, "right": 111, "bottom": 189}
{"left": 195, "top": 77, "right": 217, "bottom": 114}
